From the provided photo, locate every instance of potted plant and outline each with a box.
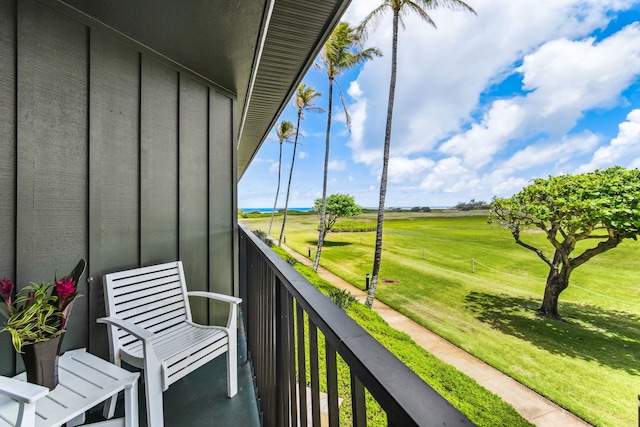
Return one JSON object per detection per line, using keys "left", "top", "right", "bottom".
{"left": 0, "top": 258, "right": 86, "bottom": 389}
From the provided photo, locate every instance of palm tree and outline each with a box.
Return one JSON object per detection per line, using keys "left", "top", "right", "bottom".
{"left": 278, "top": 84, "right": 324, "bottom": 247}
{"left": 267, "top": 120, "right": 296, "bottom": 237}
{"left": 313, "top": 22, "right": 381, "bottom": 270}
{"left": 360, "top": 0, "right": 476, "bottom": 308}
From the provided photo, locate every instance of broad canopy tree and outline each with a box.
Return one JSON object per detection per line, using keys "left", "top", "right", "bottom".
{"left": 313, "top": 194, "right": 362, "bottom": 238}
{"left": 489, "top": 167, "right": 640, "bottom": 319}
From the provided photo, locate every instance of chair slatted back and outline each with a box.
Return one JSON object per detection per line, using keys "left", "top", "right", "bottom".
{"left": 104, "top": 262, "right": 192, "bottom": 353}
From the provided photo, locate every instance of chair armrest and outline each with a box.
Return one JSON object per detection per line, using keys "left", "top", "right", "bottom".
{"left": 187, "top": 291, "right": 241, "bottom": 330}
{"left": 97, "top": 317, "right": 155, "bottom": 342}
{"left": 0, "top": 376, "right": 48, "bottom": 403}
{"left": 187, "top": 291, "right": 242, "bottom": 305}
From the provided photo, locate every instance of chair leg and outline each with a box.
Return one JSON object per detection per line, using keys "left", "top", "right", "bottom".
{"left": 227, "top": 331, "right": 238, "bottom": 398}
{"left": 124, "top": 377, "right": 139, "bottom": 427}
{"left": 143, "top": 366, "right": 165, "bottom": 427}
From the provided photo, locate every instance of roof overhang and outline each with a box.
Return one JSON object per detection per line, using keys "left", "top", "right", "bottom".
{"left": 41, "top": 0, "right": 351, "bottom": 179}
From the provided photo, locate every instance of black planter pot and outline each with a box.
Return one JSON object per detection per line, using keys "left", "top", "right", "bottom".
{"left": 21, "top": 333, "right": 64, "bottom": 390}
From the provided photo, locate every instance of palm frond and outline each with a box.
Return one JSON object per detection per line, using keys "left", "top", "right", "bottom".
{"left": 359, "top": 0, "right": 476, "bottom": 36}
{"left": 418, "top": 0, "right": 476, "bottom": 14}
{"left": 295, "top": 83, "right": 324, "bottom": 120}
{"left": 403, "top": 1, "right": 436, "bottom": 28}
{"left": 274, "top": 120, "right": 296, "bottom": 144}
{"left": 333, "top": 80, "right": 352, "bottom": 132}
{"left": 357, "top": 4, "right": 391, "bottom": 41}
{"left": 322, "top": 22, "right": 380, "bottom": 77}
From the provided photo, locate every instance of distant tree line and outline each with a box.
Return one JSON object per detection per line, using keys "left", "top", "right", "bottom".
{"left": 410, "top": 206, "right": 431, "bottom": 212}
{"left": 239, "top": 209, "right": 310, "bottom": 219}
{"left": 454, "top": 199, "right": 492, "bottom": 211}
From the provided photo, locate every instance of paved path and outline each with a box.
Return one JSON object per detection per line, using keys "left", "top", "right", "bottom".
{"left": 282, "top": 245, "right": 591, "bottom": 427}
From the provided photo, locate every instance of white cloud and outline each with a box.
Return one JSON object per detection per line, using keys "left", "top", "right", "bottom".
{"left": 438, "top": 23, "right": 640, "bottom": 169}
{"left": 269, "top": 162, "right": 280, "bottom": 174}
{"left": 252, "top": 157, "right": 274, "bottom": 163}
{"left": 346, "top": 85, "right": 378, "bottom": 164}
{"left": 343, "top": 0, "right": 639, "bottom": 167}
{"left": 490, "top": 176, "right": 531, "bottom": 199}
{"left": 328, "top": 159, "right": 347, "bottom": 171}
{"left": 518, "top": 24, "right": 640, "bottom": 124}
{"left": 499, "top": 131, "right": 600, "bottom": 173}
{"left": 298, "top": 151, "right": 308, "bottom": 159}
{"left": 242, "top": 1, "right": 640, "bottom": 209}
{"left": 347, "top": 81, "right": 362, "bottom": 97}
{"left": 388, "top": 157, "right": 435, "bottom": 184}
{"left": 439, "top": 100, "right": 527, "bottom": 168}
{"left": 578, "top": 109, "right": 640, "bottom": 171}
{"left": 419, "top": 157, "right": 474, "bottom": 192}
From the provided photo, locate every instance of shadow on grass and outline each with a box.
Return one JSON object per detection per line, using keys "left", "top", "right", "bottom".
{"left": 464, "top": 292, "right": 640, "bottom": 375}
{"left": 305, "top": 240, "right": 352, "bottom": 247}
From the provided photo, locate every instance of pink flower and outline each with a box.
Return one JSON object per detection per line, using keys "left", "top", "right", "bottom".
{"left": 0, "top": 278, "right": 13, "bottom": 305}
{"left": 55, "top": 277, "right": 76, "bottom": 307}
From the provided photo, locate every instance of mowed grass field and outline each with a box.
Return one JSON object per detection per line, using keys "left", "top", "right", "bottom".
{"left": 241, "top": 211, "right": 640, "bottom": 427}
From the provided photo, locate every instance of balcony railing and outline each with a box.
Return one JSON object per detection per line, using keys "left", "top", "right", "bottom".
{"left": 238, "top": 224, "right": 474, "bottom": 427}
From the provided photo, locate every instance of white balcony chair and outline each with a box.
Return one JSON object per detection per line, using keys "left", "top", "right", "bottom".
{"left": 97, "top": 261, "right": 241, "bottom": 427}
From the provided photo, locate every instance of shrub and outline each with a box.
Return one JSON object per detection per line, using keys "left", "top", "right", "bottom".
{"left": 328, "top": 288, "right": 357, "bottom": 311}
{"left": 252, "top": 229, "right": 273, "bottom": 247}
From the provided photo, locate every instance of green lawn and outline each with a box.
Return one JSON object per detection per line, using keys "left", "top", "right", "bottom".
{"left": 271, "top": 244, "right": 533, "bottom": 427}
{"left": 241, "top": 211, "right": 640, "bottom": 427}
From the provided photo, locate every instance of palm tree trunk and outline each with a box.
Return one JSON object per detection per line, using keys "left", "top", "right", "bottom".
{"left": 313, "top": 79, "right": 334, "bottom": 270}
{"left": 279, "top": 113, "right": 302, "bottom": 246}
{"left": 268, "top": 142, "right": 283, "bottom": 236}
{"left": 365, "top": 9, "right": 399, "bottom": 308}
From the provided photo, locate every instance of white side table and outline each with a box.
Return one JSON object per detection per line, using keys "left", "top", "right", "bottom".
{"left": 0, "top": 348, "right": 139, "bottom": 427}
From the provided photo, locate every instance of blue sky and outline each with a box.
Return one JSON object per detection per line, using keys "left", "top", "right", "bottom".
{"left": 239, "top": 0, "right": 640, "bottom": 209}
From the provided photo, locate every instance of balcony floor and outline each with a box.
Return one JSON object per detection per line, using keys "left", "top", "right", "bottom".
{"left": 87, "top": 320, "right": 261, "bottom": 426}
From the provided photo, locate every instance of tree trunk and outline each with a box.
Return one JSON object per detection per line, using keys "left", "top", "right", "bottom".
{"left": 365, "top": 9, "right": 399, "bottom": 308}
{"left": 313, "top": 79, "right": 334, "bottom": 270}
{"left": 268, "top": 142, "right": 283, "bottom": 236}
{"left": 279, "top": 113, "right": 302, "bottom": 246}
{"left": 538, "top": 264, "right": 571, "bottom": 319}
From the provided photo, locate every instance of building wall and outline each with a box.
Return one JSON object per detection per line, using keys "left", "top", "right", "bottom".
{"left": 0, "top": 0, "right": 237, "bottom": 375}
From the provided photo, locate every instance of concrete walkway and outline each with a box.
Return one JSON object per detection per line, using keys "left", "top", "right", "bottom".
{"left": 282, "top": 245, "right": 591, "bottom": 427}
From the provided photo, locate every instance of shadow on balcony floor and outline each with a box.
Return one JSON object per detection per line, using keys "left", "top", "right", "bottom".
{"left": 88, "top": 320, "right": 260, "bottom": 427}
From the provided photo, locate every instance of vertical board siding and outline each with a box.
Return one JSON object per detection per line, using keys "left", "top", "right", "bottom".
{"left": 209, "top": 91, "right": 234, "bottom": 324}
{"left": 0, "top": 0, "right": 16, "bottom": 376}
{"left": 88, "top": 30, "right": 140, "bottom": 358}
{"left": 0, "top": 0, "right": 237, "bottom": 375}
{"left": 140, "top": 56, "right": 178, "bottom": 265}
{"left": 16, "top": 0, "right": 89, "bottom": 353}
{"left": 179, "top": 76, "right": 209, "bottom": 324}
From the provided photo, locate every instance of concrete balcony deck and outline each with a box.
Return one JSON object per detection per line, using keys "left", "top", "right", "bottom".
{"left": 88, "top": 320, "right": 261, "bottom": 426}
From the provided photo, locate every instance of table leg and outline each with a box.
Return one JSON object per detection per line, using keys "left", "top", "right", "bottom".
{"left": 67, "top": 412, "right": 86, "bottom": 427}
{"left": 124, "top": 378, "right": 139, "bottom": 427}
